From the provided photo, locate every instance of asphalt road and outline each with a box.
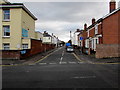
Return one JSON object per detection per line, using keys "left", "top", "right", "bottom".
{"left": 2, "top": 47, "right": 120, "bottom": 89}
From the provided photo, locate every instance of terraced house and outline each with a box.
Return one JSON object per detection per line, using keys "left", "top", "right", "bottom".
{"left": 0, "top": 0, "right": 56, "bottom": 59}
{"left": 78, "top": 0, "right": 120, "bottom": 58}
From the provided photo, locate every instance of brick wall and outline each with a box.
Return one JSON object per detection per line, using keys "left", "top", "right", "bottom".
{"left": 20, "top": 39, "right": 55, "bottom": 59}
{"left": 1, "top": 50, "right": 20, "bottom": 59}
{"left": 1, "top": 39, "right": 55, "bottom": 60}
{"left": 103, "top": 11, "right": 119, "bottom": 44}
{"left": 82, "top": 30, "right": 87, "bottom": 47}
{"left": 89, "top": 28, "right": 95, "bottom": 37}
{"left": 96, "top": 44, "right": 120, "bottom": 58}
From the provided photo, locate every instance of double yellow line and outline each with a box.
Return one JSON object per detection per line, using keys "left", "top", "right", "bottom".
{"left": 72, "top": 53, "right": 84, "bottom": 62}
{"left": 72, "top": 53, "right": 120, "bottom": 65}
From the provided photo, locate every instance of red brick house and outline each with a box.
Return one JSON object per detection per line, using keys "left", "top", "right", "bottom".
{"left": 78, "top": 0, "right": 120, "bottom": 58}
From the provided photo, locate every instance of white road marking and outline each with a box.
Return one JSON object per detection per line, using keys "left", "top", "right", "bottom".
{"left": 28, "top": 64, "right": 36, "bottom": 65}
{"left": 59, "top": 50, "right": 65, "bottom": 64}
{"left": 39, "top": 63, "right": 47, "bottom": 65}
{"left": 78, "top": 62, "right": 84, "bottom": 64}
{"left": 61, "top": 57, "right": 63, "bottom": 61}
{"left": 60, "top": 62, "right": 67, "bottom": 64}
{"left": 49, "top": 63, "right": 56, "bottom": 65}
{"left": 59, "top": 57, "right": 63, "bottom": 64}
{"left": 69, "top": 62, "right": 77, "bottom": 64}
{"left": 72, "top": 76, "right": 96, "bottom": 79}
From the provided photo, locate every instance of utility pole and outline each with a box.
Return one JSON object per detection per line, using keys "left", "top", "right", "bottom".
{"left": 70, "top": 31, "right": 72, "bottom": 41}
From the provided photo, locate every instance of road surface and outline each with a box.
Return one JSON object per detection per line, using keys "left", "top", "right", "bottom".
{"left": 2, "top": 47, "right": 119, "bottom": 89}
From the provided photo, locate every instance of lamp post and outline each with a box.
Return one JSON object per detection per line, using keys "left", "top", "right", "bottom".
{"left": 70, "top": 31, "right": 72, "bottom": 41}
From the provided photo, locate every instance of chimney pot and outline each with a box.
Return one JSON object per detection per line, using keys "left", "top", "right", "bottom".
{"left": 92, "top": 18, "right": 95, "bottom": 24}
{"left": 84, "top": 23, "right": 87, "bottom": 30}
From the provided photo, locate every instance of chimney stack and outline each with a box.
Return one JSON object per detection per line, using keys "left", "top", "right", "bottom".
{"left": 52, "top": 33, "right": 53, "bottom": 36}
{"left": 44, "top": 31, "right": 46, "bottom": 33}
{"left": 92, "top": 18, "right": 96, "bottom": 24}
{"left": 109, "top": 0, "right": 116, "bottom": 13}
{"left": 76, "top": 29, "right": 80, "bottom": 32}
{"left": 84, "top": 23, "right": 87, "bottom": 30}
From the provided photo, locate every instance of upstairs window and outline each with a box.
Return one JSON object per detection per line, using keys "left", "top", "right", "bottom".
{"left": 3, "top": 9, "right": 10, "bottom": 21}
{"left": 3, "top": 26, "right": 10, "bottom": 37}
{"left": 95, "top": 24, "right": 98, "bottom": 34}
{"left": 22, "top": 28, "right": 28, "bottom": 37}
{"left": 3, "top": 43, "right": 10, "bottom": 50}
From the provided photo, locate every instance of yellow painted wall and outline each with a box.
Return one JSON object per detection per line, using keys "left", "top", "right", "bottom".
{"left": 22, "top": 39, "right": 31, "bottom": 49}
{"left": 0, "top": 9, "right": 2, "bottom": 50}
{"left": 21, "top": 9, "right": 35, "bottom": 39}
{"left": 2, "top": 8, "right": 22, "bottom": 50}
{"left": 35, "top": 32, "right": 43, "bottom": 40}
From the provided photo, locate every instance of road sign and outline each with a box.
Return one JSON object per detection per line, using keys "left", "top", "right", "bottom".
{"left": 80, "top": 37, "right": 83, "bottom": 40}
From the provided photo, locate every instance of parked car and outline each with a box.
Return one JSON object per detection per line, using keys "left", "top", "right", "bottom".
{"left": 66, "top": 46, "right": 74, "bottom": 52}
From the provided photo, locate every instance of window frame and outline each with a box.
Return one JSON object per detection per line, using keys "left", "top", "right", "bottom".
{"left": 3, "top": 25, "right": 10, "bottom": 37}
{"left": 3, "top": 43, "right": 10, "bottom": 50}
{"left": 22, "top": 44, "right": 28, "bottom": 49}
{"left": 3, "top": 9, "right": 10, "bottom": 21}
{"left": 95, "top": 24, "right": 98, "bottom": 35}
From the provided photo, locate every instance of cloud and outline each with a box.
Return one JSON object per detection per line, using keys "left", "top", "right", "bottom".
{"left": 26, "top": 2, "right": 108, "bottom": 42}
{"left": 8, "top": 0, "right": 119, "bottom": 42}
{"left": 8, "top": 0, "right": 120, "bottom": 3}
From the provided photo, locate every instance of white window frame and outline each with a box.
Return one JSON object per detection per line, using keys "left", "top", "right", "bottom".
{"left": 92, "top": 37, "right": 99, "bottom": 51}
{"left": 3, "top": 25, "right": 10, "bottom": 37}
{"left": 87, "top": 30, "right": 90, "bottom": 37}
{"left": 95, "top": 24, "right": 98, "bottom": 35}
{"left": 3, "top": 43, "right": 10, "bottom": 50}
{"left": 3, "top": 9, "right": 10, "bottom": 21}
{"left": 22, "top": 44, "right": 28, "bottom": 49}
{"left": 91, "top": 38, "right": 94, "bottom": 50}
{"left": 85, "top": 39, "right": 89, "bottom": 48}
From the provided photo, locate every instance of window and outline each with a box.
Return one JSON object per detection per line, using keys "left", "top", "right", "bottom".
{"left": 3, "top": 9, "right": 10, "bottom": 21}
{"left": 87, "top": 30, "right": 90, "bottom": 37}
{"left": 95, "top": 24, "right": 98, "bottom": 34}
{"left": 3, "top": 26, "right": 10, "bottom": 37}
{"left": 85, "top": 39, "right": 89, "bottom": 48}
{"left": 22, "top": 28, "right": 28, "bottom": 37}
{"left": 22, "top": 44, "right": 28, "bottom": 49}
{"left": 92, "top": 39, "right": 94, "bottom": 50}
{"left": 3, "top": 43, "right": 10, "bottom": 50}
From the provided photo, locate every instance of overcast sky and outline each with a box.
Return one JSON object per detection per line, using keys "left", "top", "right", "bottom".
{"left": 8, "top": 0, "right": 120, "bottom": 42}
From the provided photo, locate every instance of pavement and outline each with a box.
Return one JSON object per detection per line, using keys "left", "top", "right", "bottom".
{"left": 74, "top": 49, "right": 120, "bottom": 64}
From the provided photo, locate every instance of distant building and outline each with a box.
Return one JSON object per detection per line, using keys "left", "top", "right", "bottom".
{"left": 78, "top": 0, "right": 120, "bottom": 58}
{"left": 51, "top": 33, "right": 59, "bottom": 47}
{"left": 72, "top": 29, "right": 81, "bottom": 46}
{"left": 35, "top": 31, "right": 43, "bottom": 41}
{"left": 43, "top": 31, "right": 52, "bottom": 44}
